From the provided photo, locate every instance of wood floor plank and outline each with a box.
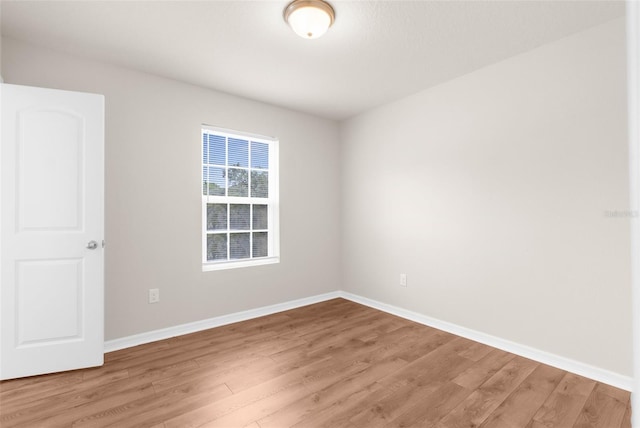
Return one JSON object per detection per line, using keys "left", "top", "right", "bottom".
{"left": 88, "top": 382, "right": 232, "bottom": 428}
{"left": 162, "top": 354, "right": 360, "bottom": 428}
{"left": 435, "top": 356, "right": 539, "bottom": 428}
{"left": 594, "top": 382, "right": 631, "bottom": 403}
{"left": 375, "top": 337, "right": 474, "bottom": 391}
{"left": 162, "top": 373, "right": 309, "bottom": 428}
{"left": 348, "top": 345, "right": 477, "bottom": 427}
{"left": 10, "top": 382, "right": 156, "bottom": 427}
{"left": 387, "top": 329, "right": 455, "bottom": 364}
{"left": 621, "top": 399, "right": 632, "bottom": 428}
{"left": 0, "top": 298, "right": 631, "bottom": 428}
{"left": 0, "top": 369, "right": 131, "bottom": 426}
{"left": 0, "top": 370, "right": 85, "bottom": 407}
{"left": 572, "top": 384, "right": 628, "bottom": 428}
{"left": 348, "top": 380, "right": 447, "bottom": 427}
{"left": 259, "top": 351, "right": 408, "bottom": 427}
{"left": 261, "top": 328, "right": 431, "bottom": 427}
{"left": 479, "top": 364, "right": 565, "bottom": 428}
{"left": 152, "top": 355, "right": 272, "bottom": 394}
{"left": 530, "top": 373, "right": 598, "bottom": 428}
{"left": 385, "top": 381, "right": 472, "bottom": 427}
{"left": 198, "top": 383, "right": 311, "bottom": 428}
{"left": 289, "top": 382, "right": 389, "bottom": 428}
{"left": 452, "top": 348, "right": 515, "bottom": 390}
{"left": 455, "top": 340, "right": 495, "bottom": 362}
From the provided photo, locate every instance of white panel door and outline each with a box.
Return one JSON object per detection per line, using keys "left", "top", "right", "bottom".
{"left": 0, "top": 83, "right": 104, "bottom": 380}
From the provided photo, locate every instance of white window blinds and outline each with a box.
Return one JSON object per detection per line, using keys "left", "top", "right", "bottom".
{"left": 202, "top": 127, "right": 279, "bottom": 270}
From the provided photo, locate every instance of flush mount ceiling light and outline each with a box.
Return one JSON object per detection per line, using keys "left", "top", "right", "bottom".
{"left": 284, "top": 0, "right": 335, "bottom": 39}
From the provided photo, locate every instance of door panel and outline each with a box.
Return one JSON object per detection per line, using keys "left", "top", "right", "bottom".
{"left": 17, "top": 258, "right": 83, "bottom": 345}
{"left": 1, "top": 83, "right": 104, "bottom": 380}
{"left": 18, "top": 108, "right": 84, "bottom": 231}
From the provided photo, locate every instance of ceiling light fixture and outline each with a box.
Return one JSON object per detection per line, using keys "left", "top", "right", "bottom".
{"left": 284, "top": 0, "right": 335, "bottom": 39}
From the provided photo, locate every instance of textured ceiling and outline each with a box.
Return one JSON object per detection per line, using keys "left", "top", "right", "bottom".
{"left": 0, "top": 1, "right": 625, "bottom": 120}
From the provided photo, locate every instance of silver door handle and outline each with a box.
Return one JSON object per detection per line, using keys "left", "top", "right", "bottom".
{"left": 87, "top": 240, "right": 98, "bottom": 250}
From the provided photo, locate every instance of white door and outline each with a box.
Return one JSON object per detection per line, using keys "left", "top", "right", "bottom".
{"left": 0, "top": 83, "right": 104, "bottom": 380}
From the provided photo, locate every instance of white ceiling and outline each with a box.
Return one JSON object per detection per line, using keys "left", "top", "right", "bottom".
{"left": 0, "top": 1, "right": 625, "bottom": 120}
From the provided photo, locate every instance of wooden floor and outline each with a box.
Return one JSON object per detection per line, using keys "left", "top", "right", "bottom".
{"left": 0, "top": 298, "right": 632, "bottom": 427}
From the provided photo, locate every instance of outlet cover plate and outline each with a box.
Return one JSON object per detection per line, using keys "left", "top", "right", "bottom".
{"left": 149, "top": 288, "right": 160, "bottom": 303}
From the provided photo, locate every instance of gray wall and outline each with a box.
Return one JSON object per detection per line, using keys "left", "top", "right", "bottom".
{"left": 1, "top": 37, "right": 342, "bottom": 341}
{"left": 339, "top": 18, "right": 632, "bottom": 376}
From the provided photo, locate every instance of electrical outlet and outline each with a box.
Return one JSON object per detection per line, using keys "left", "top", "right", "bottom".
{"left": 400, "top": 273, "right": 407, "bottom": 287}
{"left": 148, "top": 288, "right": 160, "bottom": 303}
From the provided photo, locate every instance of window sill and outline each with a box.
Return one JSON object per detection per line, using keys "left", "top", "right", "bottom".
{"left": 202, "top": 256, "right": 280, "bottom": 272}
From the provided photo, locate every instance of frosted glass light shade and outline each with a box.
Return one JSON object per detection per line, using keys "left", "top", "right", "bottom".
{"left": 284, "top": 0, "right": 335, "bottom": 39}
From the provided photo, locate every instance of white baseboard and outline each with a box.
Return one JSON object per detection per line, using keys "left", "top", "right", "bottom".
{"left": 338, "top": 291, "right": 633, "bottom": 392}
{"left": 104, "top": 289, "right": 632, "bottom": 391}
{"left": 104, "top": 291, "right": 341, "bottom": 353}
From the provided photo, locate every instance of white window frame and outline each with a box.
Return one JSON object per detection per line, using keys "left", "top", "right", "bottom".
{"left": 202, "top": 125, "right": 280, "bottom": 271}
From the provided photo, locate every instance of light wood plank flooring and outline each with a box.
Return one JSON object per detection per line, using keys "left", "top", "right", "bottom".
{"left": 0, "top": 298, "right": 632, "bottom": 427}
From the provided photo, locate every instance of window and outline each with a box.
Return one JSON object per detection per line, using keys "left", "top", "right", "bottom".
{"left": 202, "top": 126, "right": 279, "bottom": 271}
